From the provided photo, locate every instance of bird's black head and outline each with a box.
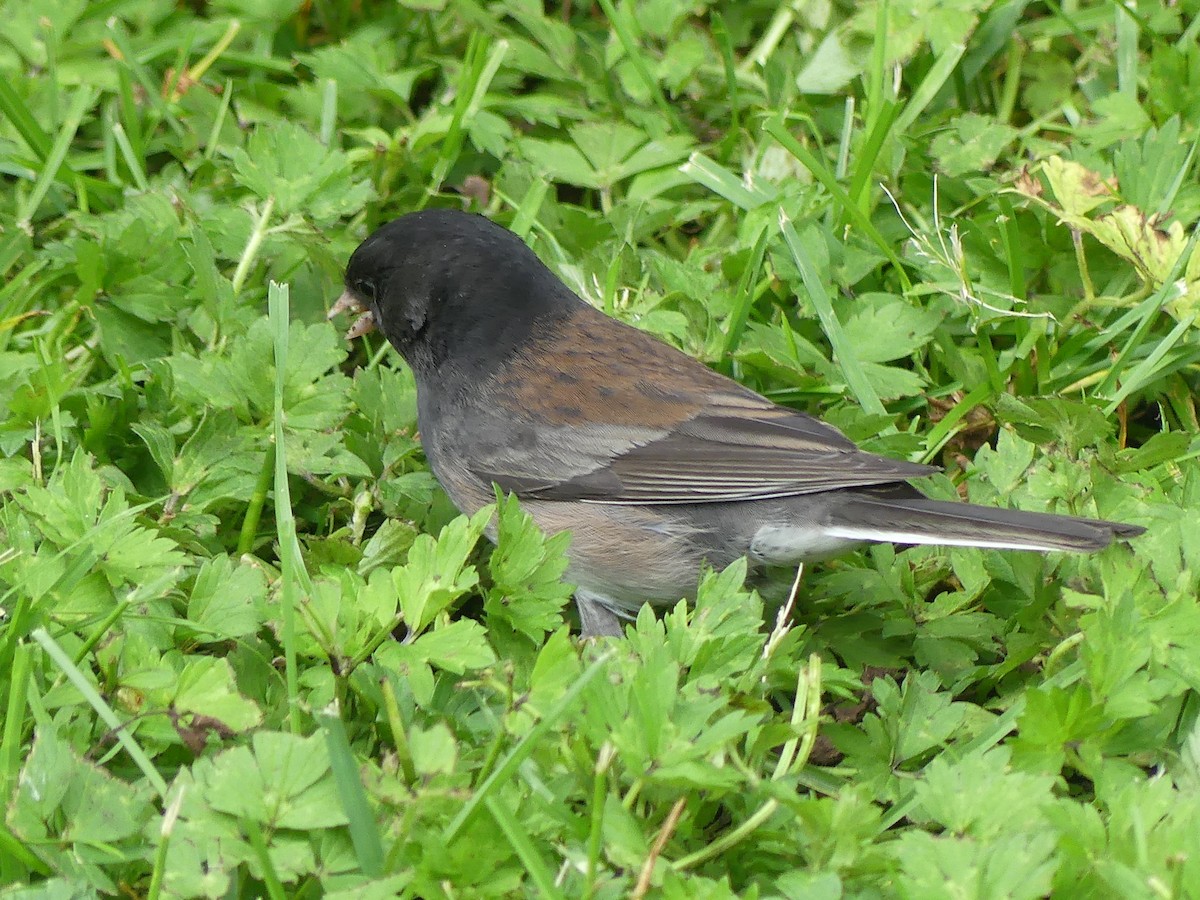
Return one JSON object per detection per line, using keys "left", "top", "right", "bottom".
{"left": 340, "top": 209, "right": 581, "bottom": 380}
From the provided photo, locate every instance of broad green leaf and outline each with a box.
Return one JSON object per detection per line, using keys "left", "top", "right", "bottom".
{"left": 411, "top": 618, "right": 496, "bottom": 672}
{"left": 173, "top": 657, "right": 263, "bottom": 732}
{"left": 409, "top": 723, "right": 458, "bottom": 777}
{"left": 230, "top": 122, "right": 374, "bottom": 223}
{"left": 394, "top": 509, "right": 490, "bottom": 632}
{"left": 930, "top": 113, "right": 1017, "bottom": 177}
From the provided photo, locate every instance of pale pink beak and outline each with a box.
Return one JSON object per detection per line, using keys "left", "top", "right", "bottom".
{"left": 328, "top": 290, "right": 377, "bottom": 339}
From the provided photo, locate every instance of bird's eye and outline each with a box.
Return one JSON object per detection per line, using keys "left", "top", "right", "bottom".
{"left": 355, "top": 279, "right": 377, "bottom": 301}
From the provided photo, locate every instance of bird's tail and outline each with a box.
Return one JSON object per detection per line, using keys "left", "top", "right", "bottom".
{"left": 824, "top": 491, "right": 1144, "bottom": 553}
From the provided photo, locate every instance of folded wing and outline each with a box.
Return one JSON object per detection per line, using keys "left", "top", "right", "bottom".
{"left": 479, "top": 398, "right": 935, "bottom": 505}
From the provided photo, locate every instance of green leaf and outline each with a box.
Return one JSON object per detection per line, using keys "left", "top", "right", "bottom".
{"left": 993, "top": 395, "right": 1113, "bottom": 454}
{"left": 230, "top": 122, "right": 374, "bottom": 223}
{"left": 204, "top": 732, "right": 349, "bottom": 830}
{"left": 930, "top": 113, "right": 1017, "bottom": 177}
{"left": 409, "top": 723, "right": 458, "bottom": 777}
{"left": 796, "top": 30, "right": 859, "bottom": 94}
{"left": 485, "top": 493, "right": 572, "bottom": 641}
{"left": 186, "top": 555, "right": 267, "bottom": 642}
{"left": 356, "top": 519, "right": 419, "bottom": 576}
{"left": 394, "top": 509, "right": 490, "bottom": 633}
{"left": 519, "top": 138, "right": 601, "bottom": 189}
{"left": 1115, "top": 430, "right": 1190, "bottom": 473}
{"left": 874, "top": 671, "right": 969, "bottom": 766}
{"left": 972, "top": 428, "right": 1038, "bottom": 496}
{"left": 519, "top": 123, "right": 692, "bottom": 190}
{"left": 14, "top": 450, "right": 188, "bottom": 593}
{"left": 892, "top": 830, "right": 1057, "bottom": 900}
{"left": 913, "top": 748, "right": 1057, "bottom": 838}
{"left": 411, "top": 619, "right": 496, "bottom": 672}
{"left": 9, "top": 727, "right": 154, "bottom": 892}
{"left": 173, "top": 657, "right": 263, "bottom": 733}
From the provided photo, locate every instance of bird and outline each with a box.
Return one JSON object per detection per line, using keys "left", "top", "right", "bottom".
{"left": 330, "top": 209, "right": 1144, "bottom": 637}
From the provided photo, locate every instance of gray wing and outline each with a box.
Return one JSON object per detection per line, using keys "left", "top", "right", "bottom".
{"left": 469, "top": 398, "right": 935, "bottom": 506}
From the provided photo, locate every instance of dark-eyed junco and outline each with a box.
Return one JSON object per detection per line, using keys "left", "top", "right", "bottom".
{"left": 331, "top": 209, "right": 1144, "bottom": 637}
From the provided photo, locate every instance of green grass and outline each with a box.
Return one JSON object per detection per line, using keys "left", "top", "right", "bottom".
{"left": 1, "top": 0, "right": 1199, "bottom": 896}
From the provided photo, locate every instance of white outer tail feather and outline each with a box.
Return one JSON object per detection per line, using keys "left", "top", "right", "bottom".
{"left": 821, "top": 525, "right": 1069, "bottom": 554}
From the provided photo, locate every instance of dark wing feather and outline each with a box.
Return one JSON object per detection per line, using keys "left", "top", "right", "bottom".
{"left": 483, "top": 401, "right": 935, "bottom": 505}
{"left": 464, "top": 306, "right": 935, "bottom": 505}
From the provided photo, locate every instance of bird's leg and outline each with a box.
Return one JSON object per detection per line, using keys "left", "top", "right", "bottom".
{"left": 574, "top": 590, "right": 626, "bottom": 638}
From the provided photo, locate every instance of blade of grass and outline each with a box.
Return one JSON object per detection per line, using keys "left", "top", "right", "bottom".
{"left": 922, "top": 381, "right": 994, "bottom": 462}
{"left": 764, "top": 119, "right": 911, "bottom": 292}
{"left": 425, "top": 35, "right": 509, "bottom": 199}
{"left": 444, "top": 650, "right": 614, "bottom": 842}
{"left": 710, "top": 12, "right": 740, "bottom": 154}
{"left": 1177, "top": 6, "right": 1200, "bottom": 47}
{"left": 381, "top": 676, "right": 416, "bottom": 784}
{"left": 995, "top": 194, "right": 1028, "bottom": 299}
{"left": 584, "top": 743, "right": 615, "bottom": 900}
{"left": 846, "top": 98, "right": 898, "bottom": 216}
{"left": 483, "top": 795, "right": 565, "bottom": 899}
{"left": 101, "top": 100, "right": 120, "bottom": 185}
{"left": 203, "top": 79, "right": 235, "bottom": 161}
{"left": 679, "top": 151, "right": 773, "bottom": 210}
{"left": 778, "top": 211, "right": 886, "bottom": 417}
{"left": 0, "top": 231, "right": 33, "bottom": 279}
{"left": 835, "top": 97, "right": 855, "bottom": 179}
{"left": 319, "top": 706, "right": 385, "bottom": 878}
{"left": 509, "top": 178, "right": 550, "bottom": 240}
{"left": 771, "top": 654, "right": 823, "bottom": 780}
{"left": 1, "top": 643, "right": 31, "bottom": 800}
{"left": 161, "top": 36, "right": 195, "bottom": 109}
{"left": 237, "top": 449, "right": 275, "bottom": 555}
{"left": 1091, "top": 230, "right": 1198, "bottom": 399}
{"left": 676, "top": 655, "right": 822, "bottom": 871}
{"left": 0, "top": 79, "right": 52, "bottom": 158}
{"left": 115, "top": 63, "right": 144, "bottom": 164}
{"left": 974, "top": 329, "right": 1006, "bottom": 395}
{"left": 1102, "top": 312, "right": 1198, "bottom": 415}
{"left": 71, "top": 599, "right": 132, "bottom": 665}
{"left": 1084, "top": 293, "right": 1168, "bottom": 356}
{"left": 1115, "top": 0, "right": 1151, "bottom": 66}
{"left": 958, "top": 0, "right": 1032, "bottom": 87}
{"left": 31, "top": 627, "right": 168, "bottom": 798}
{"left": 111, "top": 123, "right": 150, "bottom": 192}
{"left": 0, "top": 260, "right": 48, "bottom": 355}
{"left": 181, "top": 18, "right": 242, "bottom": 95}
{"left": 594, "top": 0, "right": 682, "bottom": 132}
{"left": 33, "top": 340, "right": 66, "bottom": 476}
{"left": 0, "top": 81, "right": 119, "bottom": 203}
{"left": 0, "top": 824, "right": 47, "bottom": 878}
{"left": 1155, "top": 129, "right": 1200, "bottom": 219}
{"left": 15, "top": 86, "right": 96, "bottom": 228}
{"left": 268, "top": 281, "right": 303, "bottom": 734}
{"left": 243, "top": 817, "right": 288, "bottom": 900}
{"left": 739, "top": 0, "right": 804, "bottom": 71}
{"left": 864, "top": 0, "right": 888, "bottom": 116}
{"left": 232, "top": 196, "right": 275, "bottom": 295}
{"left": 105, "top": 21, "right": 185, "bottom": 137}
{"left": 147, "top": 788, "right": 185, "bottom": 900}
{"left": 719, "top": 224, "right": 771, "bottom": 359}
{"left": 893, "top": 42, "right": 967, "bottom": 135}
{"left": 319, "top": 78, "right": 338, "bottom": 146}
{"left": 997, "top": 38, "right": 1024, "bottom": 124}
